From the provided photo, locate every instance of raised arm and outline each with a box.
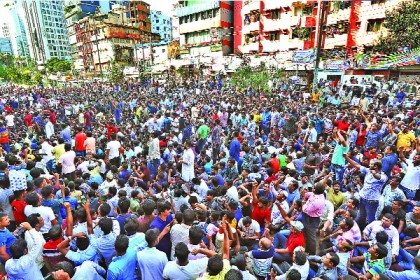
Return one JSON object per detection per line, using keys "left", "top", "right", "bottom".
{"left": 64, "top": 202, "right": 73, "bottom": 237}
{"left": 343, "top": 153, "right": 361, "bottom": 170}
{"left": 274, "top": 200, "right": 292, "bottom": 225}
{"left": 84, "top": 199, "right": 93, "bottom": 235}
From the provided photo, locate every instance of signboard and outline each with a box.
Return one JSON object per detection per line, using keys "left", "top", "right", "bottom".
{"left": 322, "top": 60, "right": 351, "bottom": 70}
{"left": 292, "top": 49, "right": 315, "bottom": 64}
{"left": 177, "top": 0, "right": 220, "bottom": 17}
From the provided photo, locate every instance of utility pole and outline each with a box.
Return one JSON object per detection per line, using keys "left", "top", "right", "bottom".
{"left": 312, "top": 0, "right": 329, "bottom": 93}
{"left": 94, "top": 18, "right": 103, "bottom": 78}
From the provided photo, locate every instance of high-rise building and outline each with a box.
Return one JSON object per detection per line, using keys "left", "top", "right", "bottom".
{"left": 151, "top": 10, "right": 173, "bottom": 43}
{"left": 21, "top": 0, "right": 70, "bottom": 64}
{"left": 177, "top": 0, "right": 233, "bottom": 58}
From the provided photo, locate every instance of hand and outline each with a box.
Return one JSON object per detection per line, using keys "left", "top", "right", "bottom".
{"left": 54, "top": 173, "right": 60, "bottom": 179}
{"left": 235, "top": 245, "right": 240, "bottom": 254}
{"left": 270, "top": 268, "right": 277, "bottom": 280}
{"left": 83, "top": 199, "right": 90, "bottom": 209}
{"left": 52, "top": 269, "right": 69, "bottom": 280}
{"left": 63, "top": 202, "right": 71, "bottom": 209}
{"left": 20, "top": 222, "right": 32, "bottom": 231}
{"left": 320, "top": 229, "right": 326, "bottom": 237}
{"left": 161, "top": 223, "right": 171, "bottom": 235}
{"left": 191, "top": 248, "right": 201, "bottom": 255}
{"left": 392, "top": 255, "right": 397, "bottom": 263}
{"left": 358, "top": 275, "right": 368, "bottom": 280}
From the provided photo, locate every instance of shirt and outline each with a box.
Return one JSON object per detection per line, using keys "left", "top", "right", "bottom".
{"left": 97, "top": 233, "right": 116, "bottom": 266}
{"left": 384, "top": 268, "right": 420, "bottom": 280}
{"left": 72, "top": 260, "right": 106, "bottom": 280}
{"left": 302, "top": 192, "right": 325, "bottom": 218}
{"left": 24, "top": 205, "right": 56, "bottom": 233}
{"left": 137, "top": 247, "right": 168, "bottom": 280}
{"left": 363, "top": 252, "right": 385, "bottom": 277}
{"left": 363, "top": 220, "right": 399, "bottom": 256}
{"left": 5, "top": 229, "right": 43, "bottom": 280}
{"left": 198, "top": 259, "right": 231, "bottom": 280}
{"left": 331, "top": 144, "right": 349, "bottom": 166}
{"left": 249, "top": 246, "right": 274, "bottom": 277}
{"left": 251, "top": 200, "right": 271, "bottom": 227}
{"left": 149, "top": 215, "right": 173, "bottom": 256}
{"left": 66, "top": 234, "right": 98, "bottom": 266}
{"left": 358, "top": 167, "right": 387, "bottom": 201}
{"left": 170, "top": 223, "right": 191, "bottom": 260}
{"left": 0, "top": 228, "right": 16, "bottom": 262}
{"left": 163, "top": 257, "right": 208, "bottom": 280}
{"left": 108, "top": 248, "right": 137, "bottom": 280}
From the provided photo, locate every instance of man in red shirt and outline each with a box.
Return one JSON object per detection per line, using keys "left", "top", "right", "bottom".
{"left": 99, "top": 120, "right": 118, "bottom": 140}
{"left": 49, "top": 109, "right": 57, "bottom": 125}
{"left": 335, "top": 116, "right": 350, "bottom": 132}
{"left": 269, "top": 201, "right": 305, "bottom": 262}
{"left": 251, "top": 183, "right": 271, "bottom": 236}
{"left": 74, "top": 127, "right": 87, "bottom": 157}
{"left": 24, "top": 110, "right": 33, "bottom": 133}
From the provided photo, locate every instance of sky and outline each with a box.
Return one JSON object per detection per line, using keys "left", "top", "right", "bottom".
{"left": 148, "top": 0, "right": 177, "bottom": 17}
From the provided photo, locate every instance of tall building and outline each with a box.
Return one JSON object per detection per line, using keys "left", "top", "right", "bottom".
{"left": 21, "top": 0, "right": 70, "bottom": 64}
{"left": 238, "top": 0, "right": 404, "bottom": 56}
{"left": 177, "top": 0, "right": 233, "bottom": 57}
{"left": 151, "top": 10, "right": 173, "bottom": 43}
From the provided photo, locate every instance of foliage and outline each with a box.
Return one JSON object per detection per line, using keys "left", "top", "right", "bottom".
{"left": 0, "top": 54, "right": 43, "bottom": 85}
{"left": 374, "top": 1, "right": 420, "bottom": 53}
{"left": 229, "top": 65, "right": 285, "bottom": 93}
{"left": 45, "top": 58, "right": 72, "bottom": 74}
{"left": 294, "top": 27, "right": 312, "bottom": 40}
{"left": 107, "top": 63, "right": 124, "bottom": 84}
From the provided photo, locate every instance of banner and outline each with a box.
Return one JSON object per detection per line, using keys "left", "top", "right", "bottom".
{"left": 292, "top": 49, "right": 315, "bottom": 64}
{"left": 322, "top": 60, "right": 351, "bottom": 70}
{"left": 355, "top": 48, "right": 420, "bottom": 69}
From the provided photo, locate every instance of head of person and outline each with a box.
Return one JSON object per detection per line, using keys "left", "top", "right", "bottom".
{"left": 286, "top": 269, "right": 301, "bottom": 280}
{"left": 174, "top": 242, "right": 190, "bottom": 263}
{"left": 114, "top": 234, "right": 129, "bottom": 256}
{"left": 337, "top": 238, "right": 354, "bottom": 253}
{"left": 321, "top": 252, "right": 340, "bottom": 269}
{"left": 51, "top": 261, "right": 76, "bottom": 280}
{"left": 368, "top": 243, "right": 388, "bottom": 260}
{"left": 145, "top": 228, "right": 160, "bottom": 248}
{"left": 381, "top": 213, "right": 395, "bottom": 229}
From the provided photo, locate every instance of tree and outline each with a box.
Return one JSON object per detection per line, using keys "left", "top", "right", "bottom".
{"left": 374, "top": 1, "right": 420, "bottom": 53}
{"left": 45, "top": 58, "right": 72, "bottom": 74}
{"left": 230, "top": 64, "right": 285, "bottom": 93}
{"left": 107, "top": 63, "right": 124, "bottom": 84}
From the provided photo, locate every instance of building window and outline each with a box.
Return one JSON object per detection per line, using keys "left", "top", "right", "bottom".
{"left": 367, "top": 19, "right": 383, "bottom": 32}
{"left": 272, "top": 10, "right": 280, "bottom": 20}
{"left": 371, "top": 0, "right": 386, "bottom": 4}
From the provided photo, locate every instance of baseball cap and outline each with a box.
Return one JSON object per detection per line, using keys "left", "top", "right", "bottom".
{"left": 290, "top": 221, "right": 304, "bottom": 231}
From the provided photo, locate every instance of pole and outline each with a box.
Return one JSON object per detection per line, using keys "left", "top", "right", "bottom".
{"left": 94, "top": 20, "right": 103, "bottom": 78}
{"left": 312, "top": 0, "right": 328, "bottom": 93}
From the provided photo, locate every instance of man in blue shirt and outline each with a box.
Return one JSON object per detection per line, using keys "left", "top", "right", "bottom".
{"left": 0, "top": 213, "right": 16, "bottom": 264}
{"left": 381, "top": 146, "right": 398, "bottom": 178}
{"left": 149, "top": 202, "right": 173, "bottom": 259}
{"left": 137, "top": 228, "right": 168, "bottom": 280}
{"left": 229, "top": 131, "right": 241, "bottom": 162}
{"left": 384, "top": 255, "right": 420, "bottom": 280}
{"left": 108, "top": 235, "right": 137, "bottom": 280}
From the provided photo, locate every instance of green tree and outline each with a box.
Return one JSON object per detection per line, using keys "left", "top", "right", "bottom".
{"left": 107, "top": 63, "right": 125, "bottom": 84}
{"left": 374, "top": 1, "right": 420, "bottom": 53}
{"left": 230, "top": 65, "right": 284, "bottom": 93}
{"left": 46, "top": 58, "right": 72, "bottom": 73}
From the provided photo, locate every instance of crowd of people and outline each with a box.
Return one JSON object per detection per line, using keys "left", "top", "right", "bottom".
{"left": 0, "top": 76, "right": 418, "bottom": 280}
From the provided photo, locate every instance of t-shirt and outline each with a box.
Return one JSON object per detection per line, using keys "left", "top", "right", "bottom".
{"left": 75, "top": 132, "right": 87, "bottom": 151}
{"left": 363, "top": 253, "right": 385, "bottom": 277}
{"left": 0, "top": 228, "right": 16, "bottom": 262}
{"left": 24, "top": 205, "right": 56, "bottom": 233}
{"left": 59, "top": 151, "right": 76, "bottom": 174}
{"left": 106, "top": 141, "right": 121, "bottom": 159}
{"left": 237, "top": 218, "right": 261, "bottom": 237}
{"left": 196, "top": 125, "right": 210, "bottom": 139}
{"left": 251, "top": 200, "right": 271, "bottom": 227}
{"left": 11, "top": 199, "right": 27, "bottom": 224}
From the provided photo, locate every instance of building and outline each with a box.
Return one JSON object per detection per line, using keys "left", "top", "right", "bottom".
{"left": 7, "top": 1, "right": 30, "bottom": 57}
{"left": 0, "top": 38, "right": 13, "bottom": 55}
{"left": 238, "top": 0, "right": 403, "bottom": 56}
{"left": 64, "top": 0, "right": 112, "bottom": 71}
{"left": 177, "top": 0, "right": 234, "bottom": 58}
{"left": 151, "top": 10, "right": 173, "bottom": 43}
{"left": 21, "top": 0, "right": 70, "bottom": 64}
{"left": 68, "top": 1, "right": 158, "bottom": 74}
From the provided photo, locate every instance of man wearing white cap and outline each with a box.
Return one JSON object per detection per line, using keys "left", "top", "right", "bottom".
{"left": 268, "top": 200, "right": 305, "bottom": 263}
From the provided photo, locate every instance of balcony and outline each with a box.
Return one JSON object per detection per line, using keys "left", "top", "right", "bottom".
{"left": 261, "top": 40, "right": 281, "bottom": 53}
{"left": 264, "top": 1, "right": 282, "bottom": 11}
{"left": 288, "top": 38, "right": 305, "bottom": 50}
{"left": 324, "top": 34, "right": 348, "bottom": 49}
{"left": 241, "top": 42, "right": 259, "bottom": 53}
{"left": 242, "top": 0, "right": 260, "bottom": 16}
{"left": 327, "top": 8, "right": 351, "bottom": 26}
{"left": 356, "top": 30, "right": 386, "bottom": 46}
{"left": 179, "top": 18, "right": 220, "bottom": 34}
{"left": 359, "top": 1, "right": 394, "bottom": 20}
{"left": 302, "top": 16, "right": 316, "bottom": 28}
{"left": 263, "top": 17, "right": 290, "bottom": 32}
{"left": 243, "top": 21, "right": 259, "bottom": 34}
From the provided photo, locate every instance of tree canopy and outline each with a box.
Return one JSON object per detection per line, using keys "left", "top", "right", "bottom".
{"left": 45, "top": 58, "right": 72, "bottom": 74}
{"left": 374, "top": 1, "right": 420, "bottom": 53}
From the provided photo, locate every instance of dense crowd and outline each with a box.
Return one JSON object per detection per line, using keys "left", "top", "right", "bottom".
{"left": 0, "top": 76, "right": 419, "bottom": 280}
